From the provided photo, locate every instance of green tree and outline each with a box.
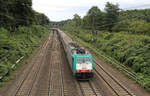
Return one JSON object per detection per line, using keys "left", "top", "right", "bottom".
{"left": 105, "top": 2, "right": 120, "bottom": 31}
{"left": 34, "top": 12, "right": 50, "bottom": 25}
{"left": 0, "top": 0, "right": 50, "bottom": 31}
{"left": 73, "top": 14, "right": 82, "bottom": 27}
{"left": 128, "top": 20, "right": 150, "bottom": 34}
{"left": 13, "top": 0, "right": 34, "bottom": 26}
{"left": 86, "top": 6, "right": 103, "bottom": 41}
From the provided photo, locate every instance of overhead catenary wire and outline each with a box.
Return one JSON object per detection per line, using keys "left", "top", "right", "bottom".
{"left": 85, "top": 12, "right": 149, "bottom": 29}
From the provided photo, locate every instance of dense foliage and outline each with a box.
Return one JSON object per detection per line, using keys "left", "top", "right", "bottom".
{"left": 0, "top": 0, "right": 50, "bottom": 82}
{"left": 0, "top": 0, "right": 50, "bottom": 30}
{"left": 54, "top": 2, "right": 150, "bottom": 91}
{"left": 0, "top": 25, "right": 49, "bottom": 77}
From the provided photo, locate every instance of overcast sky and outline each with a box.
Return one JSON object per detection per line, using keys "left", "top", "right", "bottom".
{"left": 32, "top": 0, "right": 150, "bottom": 21}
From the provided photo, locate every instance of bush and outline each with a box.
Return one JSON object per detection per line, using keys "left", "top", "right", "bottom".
{"left": 0, "top": 25, "right": 49, "bottom": 77}
{"left": 112, "top": 20, "right": 150, "bottom": 35}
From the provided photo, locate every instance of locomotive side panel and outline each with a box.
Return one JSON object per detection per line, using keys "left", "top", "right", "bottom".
{"left": 66, "top": 44, "right": 73, "bottom": 71}
{"left": 58, "top": 30, "right": 73, "bottom": 72}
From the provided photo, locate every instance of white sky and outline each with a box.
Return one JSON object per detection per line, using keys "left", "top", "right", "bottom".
{"left": 32, "top": 0, "right": 150, "bottom": 21}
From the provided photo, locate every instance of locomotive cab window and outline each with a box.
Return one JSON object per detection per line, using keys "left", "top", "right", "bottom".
{"left": 76, "top": 57, "right": 91, "bottom": 64}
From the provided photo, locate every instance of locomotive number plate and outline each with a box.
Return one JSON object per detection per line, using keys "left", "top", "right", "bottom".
{"left": 82, "top": 64, "right": 87, "bottom": 69}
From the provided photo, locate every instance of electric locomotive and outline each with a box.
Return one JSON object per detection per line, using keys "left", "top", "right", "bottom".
{"left": 57, "top": 29, "right": 93, "bottom": 79}
{"left": 71, "top": 43, "right": 93, "bottom": 79}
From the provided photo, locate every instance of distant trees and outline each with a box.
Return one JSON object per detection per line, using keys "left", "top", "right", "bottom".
{"left": 119, "top": 9, "right": 150, "bottom": 22}
{"left": 0, "top": 0, "right": 50, "bottom": 31}
{"left": 56, "top": 2, "right": 120, "bottom": 32}
{"left": 73, "top": 14, "right": 82, "bottom": 27}
{"left": 79, "top": 3, "right": 119, "bottom": 32}
{"left": 112, "top": 9, "right": 150, "bottom": 34}
{"left": 53, "top": 2, "right": 150, "bottom": 35}
{"left": 34, "top": 12, "right": 50, "bottom": 26}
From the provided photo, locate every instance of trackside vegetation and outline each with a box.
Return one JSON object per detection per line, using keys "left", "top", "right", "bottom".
{"left": 53, "top": 2, "right": 150, "bottom": 91}
{"left": 0, "top": 0, "right": 50, "bottom": 84}
{"left": 0, "top": 26, "right": 49, "bottom": 78}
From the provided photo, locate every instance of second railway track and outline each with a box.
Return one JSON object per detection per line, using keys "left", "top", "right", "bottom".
{"left": 49, "top": 32, "right": 64, "bottom": 96}
{"left": 94, "top": 58, "right": 135, "bottom": 96}
{"left": 78, "top": 80, "right": 102, "bottom": 96}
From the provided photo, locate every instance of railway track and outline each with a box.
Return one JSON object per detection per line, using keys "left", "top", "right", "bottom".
{"left": 49, "top": 32, "right": 64, "bottom": 96}
{"left": 30, "top": 32, "right": 54, "bottom": 96}
{"left": 13, "top": 33, "right": 53, "bottom": 96}
{"left": 59, "top": 38, "right": 80, "bottom": 96}
{"left": 94, "top": 59, "right": 136, "bottom": 96}
{"left": 77, "top": 80, "right": 102, "bottom": 96}
{"left": 11, "top": 31, "right": 67, "bottom": 96}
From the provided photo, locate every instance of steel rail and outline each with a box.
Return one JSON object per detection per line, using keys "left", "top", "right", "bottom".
{"left": 13, "top": 34, "right": 52, "bottom": 96}
{"left": 94, "top": 59, "right": 135, "bottom": 96}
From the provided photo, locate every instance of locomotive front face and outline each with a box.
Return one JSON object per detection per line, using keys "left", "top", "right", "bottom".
{"left": 75, "top": 55, "right": 93, "bottom": 79}
{"left": 76, "top": 56, "right": 93, "bottom": 73}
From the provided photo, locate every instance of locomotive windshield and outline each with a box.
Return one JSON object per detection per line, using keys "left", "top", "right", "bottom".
{"left": 76, "top": 57, "right": 91, "bottom": 64}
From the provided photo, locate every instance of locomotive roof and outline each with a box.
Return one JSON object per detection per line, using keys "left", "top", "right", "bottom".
{"left": 59, "top": 30, "right": 90, "bottom": 55}
{"left": 69, "top": 43, "right": 90, "bottom": 55}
